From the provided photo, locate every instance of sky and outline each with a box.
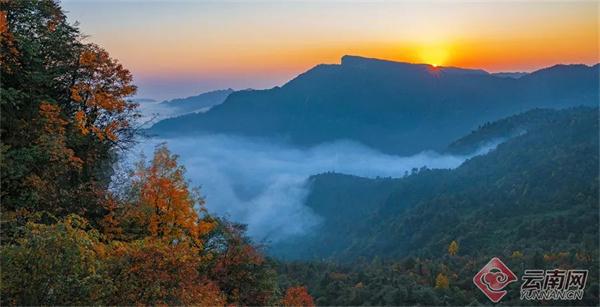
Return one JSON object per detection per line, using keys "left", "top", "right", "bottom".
{"left": 62, "top": 0, "right": 599, "bottom": 101}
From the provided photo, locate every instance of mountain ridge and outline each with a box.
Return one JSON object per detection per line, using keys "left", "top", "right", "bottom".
{"left": 149, "top": 56, "right": 599, "bottom": 155}
{"left": 271, "top": 106, "right": 599, "bottom": 260}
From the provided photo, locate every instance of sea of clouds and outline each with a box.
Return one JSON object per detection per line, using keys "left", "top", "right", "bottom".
{"left": 125, "top": 134, "right": 499, "bottom": 243}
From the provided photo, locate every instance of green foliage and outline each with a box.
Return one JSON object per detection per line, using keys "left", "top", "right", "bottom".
{"left": 277, "top": 251, "right": 599, "bottom": 306}
{"left": 274, "top": 107, "right": 599, "bottom": 261}
{"left": 0, "top": 2, "right": 282, "bottom": 306}
{"left": 2, "top": 2, "right": 597, "bottom": 306}
{"left": 0, "top": 215, "right": 110, "bottom": 305}
{"left": 202, "top": 219, "right": 279, "bottom": 306}
{"left": 1, "top": 0, "right": 138, "bottom": 223}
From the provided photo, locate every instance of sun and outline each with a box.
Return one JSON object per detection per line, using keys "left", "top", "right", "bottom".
{"left": 420, "top": 48, "right": 449, "bottom": 67}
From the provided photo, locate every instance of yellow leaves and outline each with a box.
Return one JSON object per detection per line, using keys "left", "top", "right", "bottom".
{"left": 448, "top": 240, "right": 459, "bottom": 256}
{"left": 1, "top": 215, "right": 108, "bottom": 305}
{"left": 511, "top": 250, "right": 523, "bottom": 259}
{"left": 435, "top": 272, "right": 449, "bottom": 289}
{"left": 543, "top": 251, "right": 570, "bottom": 263}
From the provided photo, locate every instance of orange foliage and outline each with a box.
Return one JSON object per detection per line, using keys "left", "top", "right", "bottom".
{"left": 106, "top": 240, "right": 225, "bottom": 306}
{"left": 123, "top": 145, "right": 215, "bottom": 246}
{"left": 100, "top": 196, "right": 123, "bottom": 240}
{"left": 37, "top": 102, "right": 82, "bottom": 169}
{"left": 70, "top": 45, "right": 137, "bottom": 142}
{"left": 282, "top": 286, "right": 314, "bottom": 307}
{"left": 0, "top": 10, "right": 7, "bottom": 34}
{"left": 0, "top": 9, "right": 19, "bottom": 71}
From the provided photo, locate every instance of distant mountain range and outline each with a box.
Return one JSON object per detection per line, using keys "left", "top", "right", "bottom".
{"left": 271, "top": 107, "right": 599, "bottom": 260}
{"left": 149, "top": 55, "right": 599, "bottom": 155}
{"left": 160, "top": 88, "right": 234, "bottom": 113}
{"left": 491, "top": 72, "right": 528, "bottom": 79}
{"left": 130, "top": 98, "right": 157, "bottom": 103}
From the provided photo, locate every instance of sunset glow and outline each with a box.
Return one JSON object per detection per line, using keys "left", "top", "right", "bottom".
{"left": 62, "top": 0, "right": 599, "bottom": 100}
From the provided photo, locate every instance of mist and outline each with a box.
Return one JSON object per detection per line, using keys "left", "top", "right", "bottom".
{"left": 135, "top": 100, "right": 212, "bottom": 127}
{"left": 129, "top": 134, "right": 500, "bottom": 243}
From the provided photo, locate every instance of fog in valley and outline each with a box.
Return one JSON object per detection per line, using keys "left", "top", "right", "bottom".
{"left": 124, "top": 133, "right": 500, "bottom": 243}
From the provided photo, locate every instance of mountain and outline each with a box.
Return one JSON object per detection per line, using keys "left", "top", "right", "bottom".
{"left": 149, "top": 56, "right": 599, "bottom": 155}
{"left": 160, "top": 88, "right": 234, "bottom": 113}
{"left": 491, "top": 72, "right": 527, "bottom": 79}
{"left": 270, "top": 107, "right": 599, "bottom": 260}
{"left": 130, "top": 98, "right": 158, "bottom": 103}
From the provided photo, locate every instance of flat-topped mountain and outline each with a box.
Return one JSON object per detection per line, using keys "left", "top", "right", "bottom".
{"left": 150, "top": 55, "right": 599, "bottom": 154}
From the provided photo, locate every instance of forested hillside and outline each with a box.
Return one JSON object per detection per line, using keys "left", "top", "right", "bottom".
{"left": 150, "top": 56, "right": 599, "bottom": 155}
{"left": 0, "top": 2, "right": 308, "bottom": 305}
{"left": 2, "top": 1, "right": 598, "bottom": 306}
{"left": 272, "top": 107, "right": 599, "bottom": 261}
{"left": 273, "top": 107, "right": 599, "bottom": 305}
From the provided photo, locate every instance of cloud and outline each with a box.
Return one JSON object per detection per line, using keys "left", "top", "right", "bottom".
{"left": 127, "top": 134, "right": 499, "bottom": 243}
{"left": 134, "top": 100, "right": 212, "bottom": 128}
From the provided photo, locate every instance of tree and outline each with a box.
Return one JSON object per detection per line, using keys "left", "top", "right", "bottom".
{"left": 435, "top": 273, "right": 449, "bottom": 289}
{"left": 102, "top": 146, "right": 277, "bottom": 305}
{"left": 110, "top": 145, "right": 215, "bottom": 246}
{"left": 204, "top": 219, "right": 278, "bottom": 306}
{"left": 103, "top": 239, "right": 225, "bottom": 306}
{"left": 1, "top": 0, "right": 138, "bottom": 223}
{"left": 282, "top": 286, "right": 315, "bottom": 307}
{"left": 0, "top": 2, "right": 280, "bottom": 306}
{"left": 448, "top": 240, "right": 459, "bottom": 256}
{"left": 0, "top": 215, "right": 110, "bottom": 305}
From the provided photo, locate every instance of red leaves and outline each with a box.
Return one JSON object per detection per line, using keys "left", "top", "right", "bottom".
{"left": 283, "top": 286, "right": 315, "bottom": 307}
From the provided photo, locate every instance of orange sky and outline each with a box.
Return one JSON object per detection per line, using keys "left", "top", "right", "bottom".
{"left": 63, "top": 0, "right": 599, "bottom": 100}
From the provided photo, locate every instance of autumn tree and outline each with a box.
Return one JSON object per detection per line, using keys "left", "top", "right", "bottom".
{"left": 435, "top": 273, "right": 449, "bottom": 289}
{"left": 448, "top": 240, "right": 459, "bottom": 256}
{"left": 282, "top": 286, "right": 315, "bottom": 307}
{"left": 103, "top": 240, "right": 225, "bottom": 306}
{"left": 0, "top": 215, "right": 110, "bottom": 306}
{"left": 203, "top": 219, "right": 278, "bottom": 306}
{"left": 0, "top": 0, "right": 138, "bottom": 223}
{"left": 1, "top": 2, "right": 278, "bottom": 306}
{"left": 100, "top": 146, "right": 277, "bottom": 305}
{"left": 108, "top": 145, "right": 214, "bottom": 246}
